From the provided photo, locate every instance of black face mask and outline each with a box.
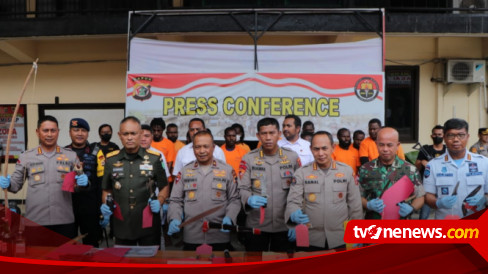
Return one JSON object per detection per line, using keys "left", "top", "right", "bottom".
{"left": 101, "top": 134, "right": 112, "bottom": 142}
{"left": 432, "top": 136, "right": 443, "bottom": 145}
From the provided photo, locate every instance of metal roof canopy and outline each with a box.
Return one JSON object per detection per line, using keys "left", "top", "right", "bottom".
{"left": 127, "top": 8, "right": 385, "bottom": 71}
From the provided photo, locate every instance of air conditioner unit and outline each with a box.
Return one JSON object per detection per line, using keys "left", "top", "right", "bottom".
{"left": 446, "top": 59, "right": 486, "bottom": 83}
{"left": 452, "top": 0, "right": 488, "bottom": 14}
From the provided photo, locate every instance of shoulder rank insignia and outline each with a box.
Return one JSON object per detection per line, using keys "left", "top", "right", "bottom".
{"left": 146, "top": 150, "right": 160, "bottom": 156}
{"left": 106, "top": 150, "right": 120, "bottom": 158}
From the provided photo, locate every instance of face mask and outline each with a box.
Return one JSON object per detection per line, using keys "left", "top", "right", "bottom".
{"left": 236, "top": 134, "right": 241, "bottom": 141}
{"left": 432, "top": 136, "right": 443, "bottom": 145}
{"left": 101, "top": 134, "right": 112, "bottom": 142}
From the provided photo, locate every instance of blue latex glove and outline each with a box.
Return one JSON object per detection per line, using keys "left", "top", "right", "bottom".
{"left": 288, "top": 228, "right": 296, "bottom": 242}
{"left": 168, "top": 219, "right": 181, "bottom": 236}
{"left": 247, "top": 195, "right": 267, "bottom": 209}
{"left": 9, "top": 207, "right": 17, "bottom": 214}
{"left": 0, "top": 175, "right": 10, "bottom": 189}
{"left": 398, "top": 202, "right": 413, "bottom": 217}
{"left": 75, "top": 174, "right": 88, "bottom": 187}
{"left": 221, "top": 216, "right": 233, "bottom": 233}
{"left": 99, "top": 204, "right": 113, "bottom": 228}
{"left": 162, "top": 203, "right": 169, "bottom": 214}
{"left": 149, "top": 199, "right": 161, "bottom": 213}
{"left": 436, "top": 195, "right": 457, "bottom": 209}
{"left": 352, "top": 243, "right": 363, "bottom": 248}
{"left": 367, "top": 198, "right": 385, "bottom": 213}
{"left": 466, "top": 192, "right": 486, "bottom": 208}
{"left": 290, "top": 209, "right": 310, "bottom": 224}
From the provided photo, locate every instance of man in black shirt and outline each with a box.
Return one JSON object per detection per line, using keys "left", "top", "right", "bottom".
{"left": 66, "top": 118, "right": 102, "bottom": 246}
{"left": 415, "top": 125, "right": 446, "bottom": 219}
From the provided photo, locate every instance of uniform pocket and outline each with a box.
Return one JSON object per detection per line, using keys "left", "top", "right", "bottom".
{"left": 250, "top": 174, "right": 263, "bottom": 195}
{"left": 435, "top": 178, "right": 455, "bottom": 197}
{"left": 281, "top": 169, "right": 294, "bottom": 190}
{"left": 211, "top": 180, "right": 227, "bottom": 201}
{"left": 184, "top": 183, "right": 198, "bottom": 202}
{"left": 304, "top": 184, "right": 321, "bottom": 203}
{"left": 332, "top": 183, "right": 347, "bottom": 204}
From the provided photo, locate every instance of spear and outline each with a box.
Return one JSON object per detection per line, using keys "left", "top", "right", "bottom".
{"left": 3, "top": 59, "right": 38, "bottom": 221}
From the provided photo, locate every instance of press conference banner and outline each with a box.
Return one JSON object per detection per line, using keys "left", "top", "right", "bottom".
{"left": 126, "top": 37, "right": 384, "bottom": 140}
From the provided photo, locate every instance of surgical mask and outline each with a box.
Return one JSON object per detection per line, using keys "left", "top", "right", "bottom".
{"left": 236, "top": 134, "right": 242, "bottom": 141}
{"left": 101, "top": 134, "right": 112, "bottom": 142}
{"left": 432, "top": 136, "right": 443, "bottom": 145}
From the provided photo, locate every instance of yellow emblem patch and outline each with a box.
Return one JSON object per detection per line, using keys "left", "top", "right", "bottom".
{"left": 188, "top": 191, "right": 195, "bottom": 199}
{"left": 217, "top": 183, "right": 223, "bottom": 189}
{"left": 308, "top": 193, "right": 316, "bottom": 202}
{"left": 213, "top": 170, "right": 226, "bottom": 177}
{"left": 306, "top": 174, "right": 318, "bottom": 179}
{"left": 253, "top": 179, "right": 261, "bottom": 188}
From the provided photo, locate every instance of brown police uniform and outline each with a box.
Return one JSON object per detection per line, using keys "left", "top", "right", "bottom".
{"left": 102, "top": 147, "right": 167, "bottom": 244}
{"left": 285, "top": 161, "right": 363, "bottom": 249}
{"left": 168, "top": 159, "right": 240, "bottom": 247}
{"left": 238, "top": 147, "right": 300, "bottom": 251}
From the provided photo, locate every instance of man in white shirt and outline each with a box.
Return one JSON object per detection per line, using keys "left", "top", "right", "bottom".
{"left": 172, "top": 118, "right": 226, "bottom": 176}
{"left": 278, "top": 115, "right": 314, "bottom": 166}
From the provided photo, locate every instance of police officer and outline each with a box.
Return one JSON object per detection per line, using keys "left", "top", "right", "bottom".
{"left": 424, "top": 118, "right": 488, "bottom": 219}
{"left": 286, "top": 131, "right": 363, "bottom": 250}
{"left": 238, "top": 117, "right": 300, "bottom": 252}
{"left": 0, "top": 115, "right": 89, "bottom": 246}
{"left": 469, "top": 127, "right": 488, "bottom": 157}
{"left": 100, "top": 116, "right": 169, "bottom": 246}
{"left": 358, "top": 127, "right": 425, "bottom": 219}
{"left": 167, "top": 130, "right": 240, "bottom": 251}
{"left": 66, "top": 118, "right": 102, "bottom": 247}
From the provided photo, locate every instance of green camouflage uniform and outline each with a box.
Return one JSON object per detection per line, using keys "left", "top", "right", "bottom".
{"left": 358, "top": 156, "right": 424, "bottom": 219}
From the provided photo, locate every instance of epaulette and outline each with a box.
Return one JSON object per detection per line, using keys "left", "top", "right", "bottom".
{"left": 281, "top": 146, "right": 294, "bottom": 152}
{"left": 249, "top": 148, "right": 260, "bottom": 153}
{"left": 146, "top": 149, "right": 160, "bottom": 156}
{"left": 106, "top": 150, "right": 120, "bottom": 158}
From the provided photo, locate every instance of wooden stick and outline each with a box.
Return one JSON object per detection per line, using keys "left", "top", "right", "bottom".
{"left": 3, "top": 59, "right": 38, "bottom": 219}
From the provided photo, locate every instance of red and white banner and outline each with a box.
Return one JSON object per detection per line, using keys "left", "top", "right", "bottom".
{"left": 126, "top": 38, "right": 384, "bottom": 140}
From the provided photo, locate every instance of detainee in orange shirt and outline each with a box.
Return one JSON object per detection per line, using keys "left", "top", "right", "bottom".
{"left": 332, "top": 128, "right": 360, "bottom": 175}
{"left": 359, "top": 118, "right": 404, "bottom": 165}
{"left": 166, "top": 123, "right": 185, "bottom": 154}
{"left": 150, "top": 118, "right": 176, "bottom": 177}
{"left": 221, "top": 127, "right": 248, "bottom": 176}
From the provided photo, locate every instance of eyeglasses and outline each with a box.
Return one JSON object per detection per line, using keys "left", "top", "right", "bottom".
{"left": 445, "top": 133, "right": 467, "bottom": 140}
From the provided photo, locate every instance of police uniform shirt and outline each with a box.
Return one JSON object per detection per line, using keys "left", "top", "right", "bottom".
{"left": 286, "top": 161, "right": 363, "bottom": 249}
{"left": 101, "top": 147, "right": 168, "bottom": 240}
{"left": 423, "top": 150, "right": 488, "bottom": 219}
{"left": 172, "top": 143, "right": 226, "bottom": 176}
{"left": 238, "top": 147, "right": 300, "bottom": 233}
{"left": 469, "top": 141, "right": 488, "bottom": 158}
{"left": 9, "top": 146, "right": 80, "bottom": 226}
{"left": 278, "top": 138, "right": 313, "bottom": 166}
{"left": 168, "top": 159, "right": 240, "bottom": 244}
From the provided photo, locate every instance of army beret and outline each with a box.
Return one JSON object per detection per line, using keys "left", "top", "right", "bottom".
{"left": 479, "top": 128, "right": 488, "bottom": 135}
{"left": 70, "top": 118, "right": 90, "bottom": 131}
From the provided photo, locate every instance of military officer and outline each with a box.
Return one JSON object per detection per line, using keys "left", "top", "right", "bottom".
{"left": 358, "top": 127, "right": 425, "bottom": 219}
{"left": 167, "top": 130, "right": 240, "bottom": 251}
{"left": 100, "top": 116, "right": 169, "bottom": 246}
{"left": 286, "top": 131, "right": 363, "bottom": 250}
{"left": 424, "top": 118, "right": 488, "bottom": 219}
{"left": 0, "top": 115, "right": 89, "bottom": 246}
{"left": 238, "top": 117, "right": 300, "bottom": 252}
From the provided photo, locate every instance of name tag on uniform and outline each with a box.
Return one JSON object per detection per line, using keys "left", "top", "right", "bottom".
{"left": 140, "top": 164, "right": 153, "bottom": 171}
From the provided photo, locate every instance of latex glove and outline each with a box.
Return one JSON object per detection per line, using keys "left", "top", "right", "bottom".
{"left": 367, "top": 198, "right": 385, "bottom": 213}
{"left": 149, "top": 199, "right": 161, "bottom": 213}
{"left": 466, "top": 192, "right": 486, "bottom": 208}
{"left": 288, "top": 228, "right": 296, "bottom": 242}
{"left": 168, "top": 219, "right": 181, "bottom": 236}
{"left": 221, "top": 216, "right": 233, "bottom": 233}
{"left": 9, "top": 207, "right": 17, "bottom": 214}
{"left": 75, "top": 174, "right": 88, "bottom": 187}
{"left": 290, "top": 209, "right": 310, "bottom": 224}
{"left": 0, "top": 175, "right": 10, "bottom": 189}
{"left": 436, "top": 195, "right": 457, "bottom": 209}
{"left": 162, "top": 203, "right": 169, "bottom": 214}
{"left": 352, "top": 243, "right": 363, "bottom": 248}
{"left": 99, "top": 204, "right": 112, "bottom": 228}
{"left": 398, "top": 202, "right": 413, "bottom": 217}
{"left": 247, "top": 195, "right": 267, "bottom": 209}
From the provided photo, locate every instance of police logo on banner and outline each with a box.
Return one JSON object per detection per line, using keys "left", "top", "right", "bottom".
{"left": 354, "top": 77, "right": 380, "bottom": 102}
